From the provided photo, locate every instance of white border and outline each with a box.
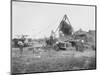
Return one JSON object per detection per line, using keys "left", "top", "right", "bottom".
{"left": 0, "top": 0, "right": 99, "bottom": 75}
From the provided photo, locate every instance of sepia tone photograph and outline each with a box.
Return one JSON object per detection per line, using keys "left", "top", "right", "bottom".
{"left": 11, "top": 0, "right": 96, "bottom": 74}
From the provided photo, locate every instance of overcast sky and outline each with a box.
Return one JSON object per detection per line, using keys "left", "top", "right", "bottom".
{"left": 12, "top": 1, "right": 95, "bottom": 39}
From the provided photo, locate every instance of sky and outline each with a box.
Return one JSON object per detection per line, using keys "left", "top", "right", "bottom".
{"left": 12, "top": 1, "right": 95, "bottom": 39}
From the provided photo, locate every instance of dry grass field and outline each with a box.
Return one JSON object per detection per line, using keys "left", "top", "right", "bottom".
{"left": 11, "top": 47, "right": 96, "bottom": 74}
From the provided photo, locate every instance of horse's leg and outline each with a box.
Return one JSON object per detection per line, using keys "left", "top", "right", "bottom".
{"left": 33, "top": 48, "right": 34, "bottom": 54}
{"left": 20, "top": 47, "right": 23, "bottom": 55}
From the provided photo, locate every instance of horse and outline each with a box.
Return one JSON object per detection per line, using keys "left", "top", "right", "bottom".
{"left": 69, "top": 40, "right": 84, "bottom": 52}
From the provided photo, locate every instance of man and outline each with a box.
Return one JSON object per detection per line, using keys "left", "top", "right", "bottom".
{"left": 18, "top": 41, "right": 24, "bottom": 55}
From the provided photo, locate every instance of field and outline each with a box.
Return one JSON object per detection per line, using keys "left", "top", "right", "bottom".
{"left": 11, "top": 47, "right": 96, "bottom": 74}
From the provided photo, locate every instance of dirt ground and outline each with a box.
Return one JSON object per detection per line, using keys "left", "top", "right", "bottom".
{"left": 11, "top": 47, "right": 96, "bottom": 74}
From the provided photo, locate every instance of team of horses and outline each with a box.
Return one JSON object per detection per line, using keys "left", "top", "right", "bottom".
{"left": 12, "top": 34, "right": 85, "bottom": 57}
